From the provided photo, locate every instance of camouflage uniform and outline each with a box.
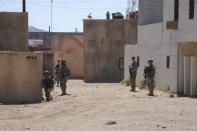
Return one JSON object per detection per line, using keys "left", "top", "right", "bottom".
{"left": 55, "top": 61, "right": 61, "bottom": 87}
{"left": 42, "top": 71, "right": 54, "bottom": 101}
{"left": 129, "top": 57, "right": 138, "bottom": 92}
{"left": 59, "top": 60, "right": 70, "bottom": 95}
{"left": 144, "top": 60, "right": 156, "bottom": 96}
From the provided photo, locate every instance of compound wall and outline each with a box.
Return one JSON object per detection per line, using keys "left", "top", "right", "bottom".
{"left": 139, "top": 0, "right": 163, "bottom": 25}
{"left": 0, "top": 12, "right": 28, "bottom": 51}
{"left": 29, "top": 32, "right": 83, "bottom": 48}
{"left": 84, "top": 19, "right": 137, "bottom": 82}
{"left": 0, "top": 52, "right": 43, "bottom": 103}
{"left": 52, "top": 34, "right": 84, "bottom": 79}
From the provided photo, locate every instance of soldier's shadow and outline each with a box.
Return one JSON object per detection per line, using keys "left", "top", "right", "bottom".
{"left": 59, "top": 94, "right": 71, "bottom": 96}
{"left": 129, "top": 90, "right": 140, "bottom": 92}
{"left": 0, "top": 101, "right": 41, "bottom": 105}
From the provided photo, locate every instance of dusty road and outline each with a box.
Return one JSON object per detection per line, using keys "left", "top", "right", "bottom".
{"left": 0, "top": 80, "right": 197, "bottom": 131}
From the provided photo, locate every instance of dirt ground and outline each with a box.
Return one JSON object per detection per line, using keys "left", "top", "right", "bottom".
{"left": 0, "top": 80, "right": 197, "bottom": 131}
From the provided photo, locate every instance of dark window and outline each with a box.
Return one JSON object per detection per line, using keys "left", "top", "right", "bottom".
{"left": 137, "top": 56, "right": 140, "bottom": 67}
{"left": 174, "top": 0, "right": 179, "bottom": 21}
{"left": 119, "top": 57, "right": 124, "bottom": 70}
{"left": 189, "top": 0, "right": 195, "bottom": 19}
{"left": 166, "top": 56, "right": 170, "bottom": 69}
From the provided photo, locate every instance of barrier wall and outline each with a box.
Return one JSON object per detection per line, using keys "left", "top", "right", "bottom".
{"left": 0, "top": 52, "right": 43, "bottom": 103}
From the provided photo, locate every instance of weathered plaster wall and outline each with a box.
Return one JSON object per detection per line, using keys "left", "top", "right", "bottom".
{"left": 84, "top": 19, "right": 137, "bottom": 82}
{"left": 29, "top": 32, "right": 83, "bottom": 47}
{"left": 0, "top": 12, "right": 28, "bottom": 51}
{"left": 162, "top": 0, "right": 197, "bottom": 43}
{"left": 0, "top": 52, "right": 43, "bottom": 103}
{"left": 125, "top": 43, "right": 177, "bottom": 92}
{"left": 43, "top": 51, "right": 55, "bottom": 76}
{"left": 139, "top": 0, "right": 163, "bottom": 25}
{"left": 178, "top": 43, "right": 197, "bottom": 96}
{"left": 138, "top": 23, "right": 163, "bottom": 44}
{"left": 52, "top": 34, "right": 84, "bottom": 78}
{"left": 125, "top": 0, "right": 197, "bottom": 94}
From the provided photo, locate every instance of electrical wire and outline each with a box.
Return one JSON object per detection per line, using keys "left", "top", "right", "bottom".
{"left": 25, "top": 2, "right": 125, "bottom": 10}
{"left": 0, "top": 0, "right": 125, "bottom": 11}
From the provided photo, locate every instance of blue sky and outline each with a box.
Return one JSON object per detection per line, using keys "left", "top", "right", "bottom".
{"left": 0, "top": 0, "right": 128, "bottom": 32}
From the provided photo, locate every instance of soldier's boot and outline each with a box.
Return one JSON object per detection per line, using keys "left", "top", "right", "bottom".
{"left": 65, "top": 84, "right": 67, "bottom": 94}
{"left": 46, "top": 97, "right": 50, "bottom": 101}
{"left": 148, "top": 92, "right": 154, "bottom": 96}
{"left": 148, "top": 88, "right": 154, "bottom": 96}
{"left": 49, "top": 94, "right": 53, "bottom": 100}
{"left": 45, "top": 92, "right": 50, "bottom": 101}
{"left": 61, "top": 87, "right": 66, "bottom": 96}
{"left": 62, "top": 84, "right": 67, "bottom": 95}
{"left": 42, "top": 96, "right": 45, "bottom": 101}
{"left": 130, "top": 79, "right": 136, "bottom": 92}
{"left": 61, "top": 91, "right": 66, "bottom": 96}
{"left": 57, "top": 81, "right": 59, "bottom": 87}
{"left": 131, "top": 86, "right": 136, "bottom": 92}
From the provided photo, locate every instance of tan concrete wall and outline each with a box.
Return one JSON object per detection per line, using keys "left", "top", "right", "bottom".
{"left": 52, "top": 35, "right": 84, "bottom": 78}
{"left": 0, "top": 52, "right": 43, "bottom": 103}
{"left": 84, "top": 19, "right": 137, "bottom": 82}
{"left": 178, "top": 43, "right": 197, "bottom": 95}
{"left": 0, "top": 12, "right": 28, "bottom": 51}
{"left": 43, "top": 51, "right": 55, "bottom": 76}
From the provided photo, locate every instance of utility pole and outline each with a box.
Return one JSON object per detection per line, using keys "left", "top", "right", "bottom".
{"left": 23, "top": 0, "right": 26, "bottom": 12}
{"left": 50, "top": 0, "right": 53, "bottom": 32}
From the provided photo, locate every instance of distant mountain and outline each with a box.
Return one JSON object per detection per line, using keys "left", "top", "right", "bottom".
{"left": 28, "top": 26, "right": 46, "bottom": 32}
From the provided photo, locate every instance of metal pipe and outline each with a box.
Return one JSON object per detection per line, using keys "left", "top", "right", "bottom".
{"left": 51, "top": 0, "right": 53, "bottom": 32}
{"left": 23, "top": 0, "right": 26, "bottom": 12}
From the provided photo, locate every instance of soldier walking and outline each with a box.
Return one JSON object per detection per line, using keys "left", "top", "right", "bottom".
{"left": 129, "top": 57, "right": 138, "bottom": 92}
{"left": 55, "top": 60, "right": 61, "bottom": 87}
{"left": 144, "top": 60, "right": 156, "bottom": 96}
{"left": 42, "top": 70, "right": 54, "bottom": 101}
{"left": 59, "top": 60, "right": 71, "bottom": 95}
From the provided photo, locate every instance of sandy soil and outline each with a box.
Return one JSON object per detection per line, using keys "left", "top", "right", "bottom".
{"left": 0, "top": 80, "right": 197, "bottom": 131}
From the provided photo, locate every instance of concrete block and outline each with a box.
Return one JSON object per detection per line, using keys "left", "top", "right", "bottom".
{"left": 139, "top": 0, "right": 163, "bottom": 25}
{"left": 0, "top": 52, "right": 43, "bottom": 103}
{"left": 0, "top": 12, "right": 28, "bottom": 51}
{"left": 84, "top": 19, "right": 137, "bottom": 82}
{"left": 43, "top": 51, "right": 54, "bottom": 75}
{"left": 0, "top": 12, "right": 28, "bottom": 31}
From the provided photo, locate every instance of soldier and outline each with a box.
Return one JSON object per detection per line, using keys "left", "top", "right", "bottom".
{"left": 129, "top": 57, "right": 138, "bottom": 92}
{"left": 42, "top": 70, "right": 54, "bottom": 101}
{"left": 59, "top": 60, "right": 71, "bottom": 95}
{"left": 144, "top": 60, "right": 156, "bottom": 96}
{"left": 55, "top": 60, "right": 61, "bottom": 87}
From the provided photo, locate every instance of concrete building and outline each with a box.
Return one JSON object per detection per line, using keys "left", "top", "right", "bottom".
{"left": 29, "top": 32, "right": 83, "bottom": 47}
{"left": 0, "top": 12, "right": 43, "bottom": 103}
{"left": 52, "top": 34, "right": 84, "bottom": 79}
{"left": 0, "top": 52, "right": 43, "bottom": 103}
{"left": 125, "top": 0, "right": 197, "bottom": 96}
{"left": 0, "top": 12, "right": 28, "bottom": 51}
{"left": 29, "top": 32, "right": 84, "bottom": 79}
{"left": 84, "top": 19, "right": 137, "bottom": 82}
